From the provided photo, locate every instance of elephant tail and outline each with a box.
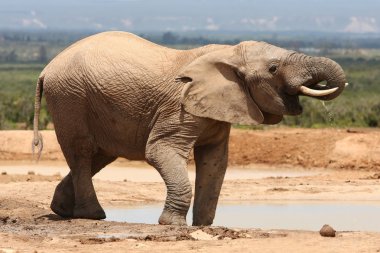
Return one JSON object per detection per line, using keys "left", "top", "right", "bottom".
{"left": 32, "top": 75, "right": 44, "bottom": 161}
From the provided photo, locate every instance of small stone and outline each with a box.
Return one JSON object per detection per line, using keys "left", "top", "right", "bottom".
{"left": 297, "top": 155, "right": 305, "bottom": 162}
{"left": 190, "top": 230, "right": 217, "bottom": 241}
{"left": 319, "top": 224, "right": 336, "bottom": 237}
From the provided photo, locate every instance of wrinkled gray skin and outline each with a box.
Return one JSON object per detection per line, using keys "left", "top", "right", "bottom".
{"left": 32, "top": 32, "right": 346, "bottom": 226}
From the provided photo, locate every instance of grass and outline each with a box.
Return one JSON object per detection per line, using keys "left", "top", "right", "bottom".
{"left": 0, "top": 50, "right": 379, "bottom": 129}
{"left": 0, "top": 64, "right": 49, "bottom": 129}
{"left": 0, "top": 64, "right": 43, "bottom": 93}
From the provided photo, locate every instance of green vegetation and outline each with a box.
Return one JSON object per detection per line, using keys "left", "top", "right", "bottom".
{"left": 282, "top": 57, "right": 380, "bottom": 128}
{"left": 0, "top": 31, "right": 379, "bottom": 129}
{"left": 0, "top": 64, "right": 50, "bottom": 129}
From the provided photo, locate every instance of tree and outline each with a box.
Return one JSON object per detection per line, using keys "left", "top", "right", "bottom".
{"left": 5, "top": 50, "right": 17, "bottom": 62}
{"left": 162, "top": 32, "right": 178, "bottom": 45}
{"left": 37, "top": 45, "right": 48, "bottom": 63}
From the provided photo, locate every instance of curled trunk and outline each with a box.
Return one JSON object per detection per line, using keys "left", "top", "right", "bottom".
{"left": 304, "top": 57, "right": 347, "bottom": 100}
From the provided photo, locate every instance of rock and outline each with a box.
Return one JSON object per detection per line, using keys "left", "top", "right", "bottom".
{"left": 190, "top": 230, "right": 217, "bottom": 241}
{"left": 319, "top": 224, "right": 336, "bottom": 237}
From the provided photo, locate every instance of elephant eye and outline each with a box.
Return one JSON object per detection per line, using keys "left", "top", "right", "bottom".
{"left": 269, "top": 65, "right": 278, "bottom": 74}
{"left": 235, "top": 69, "right": 245, "bottom": 81}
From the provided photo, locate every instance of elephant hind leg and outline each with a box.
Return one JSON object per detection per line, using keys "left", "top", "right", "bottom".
{"left": 51, "top": 148, "right": 116, "bottom": 219}
{"left": 50, "top": 174, "right": 75, "bottom": 218}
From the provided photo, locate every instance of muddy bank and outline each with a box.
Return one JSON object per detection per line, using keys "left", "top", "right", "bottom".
{"left": 1, "top": 128, "right": 380, "bottom": 170}
{"left": 0, "top": 129, "right": 380, "bottom": 252}
{"left": 1, "top": 170, "right": 380, "bottom": 252}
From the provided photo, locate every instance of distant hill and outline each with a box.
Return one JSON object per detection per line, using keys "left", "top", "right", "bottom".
{"left": 1, "top": 0, "right": 379, "bottom": 34}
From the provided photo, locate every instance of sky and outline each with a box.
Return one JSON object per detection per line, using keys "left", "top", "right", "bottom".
{"left": 1, "top": 0, "right": 379, "bottom": 33}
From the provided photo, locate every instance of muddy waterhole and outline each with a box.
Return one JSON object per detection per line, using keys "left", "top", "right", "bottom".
{"left": 1, "top": 163, "right": 379, "bottom": 233}
{"left": 105, "top": 202, "right": 380, "bottom": 232}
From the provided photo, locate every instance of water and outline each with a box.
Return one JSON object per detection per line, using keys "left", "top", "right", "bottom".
{"left": 0, "top": 162, "right": 318, "bottom": 182}
{"left": 105, "top": 202, "right": 380, "bottom": 232}
{"left": 321, "top": 101, "right": 335, "bottom": 124}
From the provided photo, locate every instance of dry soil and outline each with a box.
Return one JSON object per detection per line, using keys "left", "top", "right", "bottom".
{"left": 0, "top": 128, "right": 379, "bottom": 253}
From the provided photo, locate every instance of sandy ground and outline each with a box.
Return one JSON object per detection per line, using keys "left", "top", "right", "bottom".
{"left": 0, "top": 128, "right": 380, "bottom": 252}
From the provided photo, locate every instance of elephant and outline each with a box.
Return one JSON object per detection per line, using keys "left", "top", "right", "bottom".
{"left": 32, "top": 31, "right": 347, "bottom": 226}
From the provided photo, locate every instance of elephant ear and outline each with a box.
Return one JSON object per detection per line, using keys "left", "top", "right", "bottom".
{"left": 262, "top": 112, "right": 283, "bottom": 125}
{"left": 177, "top": 48, "right": 264, "bottom": 125}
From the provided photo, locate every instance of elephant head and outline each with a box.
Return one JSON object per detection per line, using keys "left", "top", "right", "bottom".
{"left": 177, "top": 41, "right": 347, "bottom": 125}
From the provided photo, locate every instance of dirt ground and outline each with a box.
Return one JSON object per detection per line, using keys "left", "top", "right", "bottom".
{"left": 0, "top": 128, "right": 380, "bottom": 252}
{"left": 1, "top": 128, "right": 380, "bottom": 170}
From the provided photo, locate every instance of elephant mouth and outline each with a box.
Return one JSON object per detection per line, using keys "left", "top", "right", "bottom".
{"left": 247, "top": 84, "right": 303, "bottom": 117}
{"left": 284, "top": 93, "right": 303, "bottom": 116}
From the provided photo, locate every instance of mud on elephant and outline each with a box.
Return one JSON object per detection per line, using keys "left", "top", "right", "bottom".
{"left": 32, "top": 32, "right": 347, "bottom": 226}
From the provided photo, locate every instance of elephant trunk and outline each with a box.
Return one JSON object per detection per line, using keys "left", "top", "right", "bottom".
{"left": 301, "top": 56, "right": 347, "bottom": 101}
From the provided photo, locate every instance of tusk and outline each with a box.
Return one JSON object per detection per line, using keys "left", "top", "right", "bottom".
{"left": 345, "top": 83, "right": 349, "bottom": 87}
{"left": 300, "top": 86, "right": 339, "bottom": 97}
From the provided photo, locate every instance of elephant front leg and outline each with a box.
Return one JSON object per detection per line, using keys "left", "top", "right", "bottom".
{"left": 146, "top": 142, "right": 193, "bottom": 226}
{"left": 193, "top": 135, "right": 229, "bottom": 226}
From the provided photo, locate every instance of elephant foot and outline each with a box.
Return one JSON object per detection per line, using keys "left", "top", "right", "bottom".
{"left": 51, "top": 198, "right": 74, "bottom": 218}
{"left": 50, "top": 177, "right": 75, "bottom": 218}
{"left": 192, "top": 218, "right": 213, "bottom": 226}
{"left": 158, "top": 209, "right": 187, "bottom": 226}
{"left": 73, "top": 202, "right": 106, "bottom": 220}
{"left": 192, "top": 209, "right": 214, "bottom": 226}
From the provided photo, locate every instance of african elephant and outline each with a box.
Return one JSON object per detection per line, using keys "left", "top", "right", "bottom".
{"left": 32, "top": 31, "right": 346, "bottom": 226}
